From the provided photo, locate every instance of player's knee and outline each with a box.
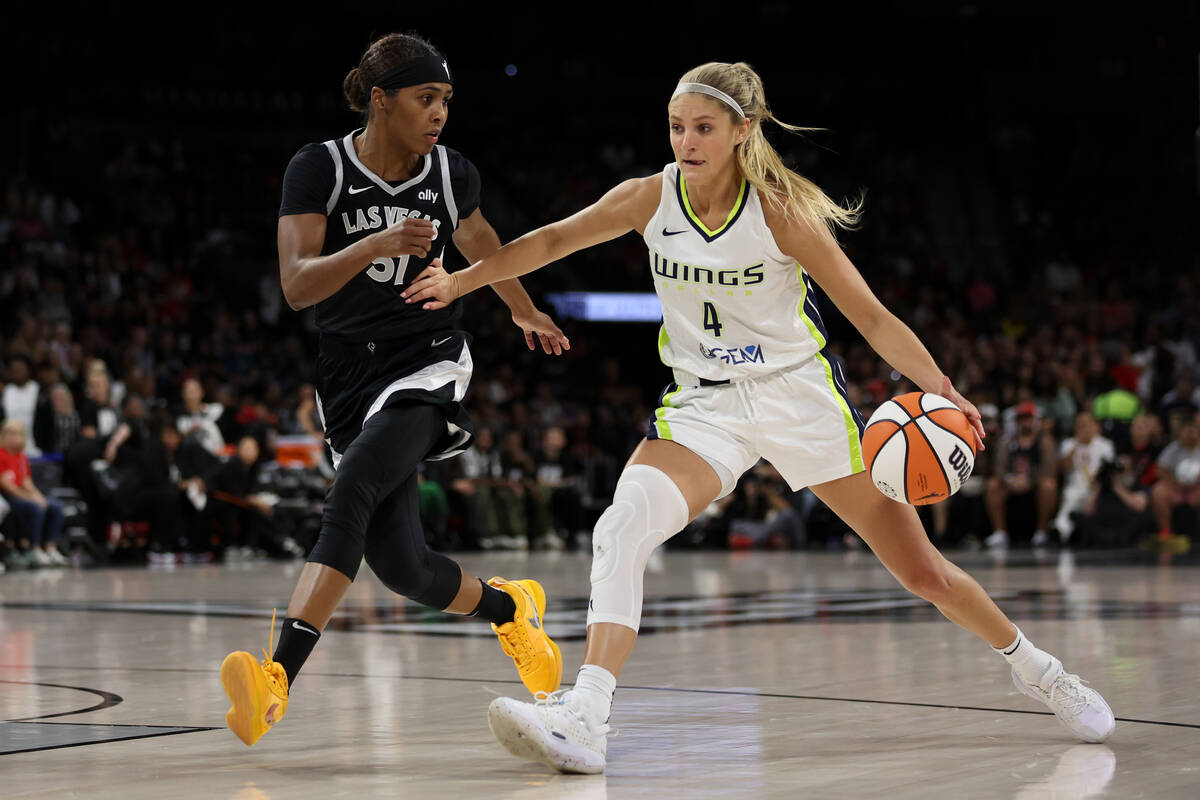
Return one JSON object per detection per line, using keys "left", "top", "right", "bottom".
{"left": 587, "top": 465, "right": 690, "bottom": 631}
{"left": 364, "top": 543, "right": 461, "bottom": 610}
{"left": 308, "top": 525, "right": 365, "bottom": 581}
{"left": 590, "top": 465, "right": 690, "bottom": 585}
{"left": 900, "top": 563, "right": 955, "bottom": 605}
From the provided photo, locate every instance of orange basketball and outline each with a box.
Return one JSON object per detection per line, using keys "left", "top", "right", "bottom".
{"left": 861, "top": 392, "right": 977, "bottom": 505}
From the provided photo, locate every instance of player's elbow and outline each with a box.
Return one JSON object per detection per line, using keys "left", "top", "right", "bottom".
{"left": 280, "top": 266, "right": 312, "bottom": 310}
{"left": 281, "top": 280, "right": 308, "bottom": 311}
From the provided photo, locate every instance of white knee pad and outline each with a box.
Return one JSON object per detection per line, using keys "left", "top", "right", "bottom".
{"left": 587, "top": 464, "right": 690, "bottom": 632}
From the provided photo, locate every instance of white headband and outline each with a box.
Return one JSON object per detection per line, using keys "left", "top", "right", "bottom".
{"left": 671, "top": 82, "right": 745, "bottom": 119}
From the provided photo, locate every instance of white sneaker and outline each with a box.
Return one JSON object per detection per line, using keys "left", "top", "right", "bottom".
{"left": 1012, "top": 657, "right": 1115, "bottom": 742}
{"left": 985, "top": 530, "right": 1009, "bottom": 550}
{"left": 1031, "top": 529, "right": 1050, "bottom": 548}
{"left": 488, "top": 690, "right": 609, "bottom": 774}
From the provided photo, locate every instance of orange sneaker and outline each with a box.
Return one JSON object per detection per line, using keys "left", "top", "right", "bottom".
{"left": 488, "top": 577, "right": 563, "bottom": 695}
{"left": 220, "top": 611, "right": 290, "bottom": 746}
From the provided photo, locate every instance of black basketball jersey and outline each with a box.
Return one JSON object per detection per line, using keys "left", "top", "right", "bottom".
{"left": 279, "top": 130, "right": 481, "bottom": 341}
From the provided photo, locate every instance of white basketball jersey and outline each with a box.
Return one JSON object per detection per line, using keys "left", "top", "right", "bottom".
{"left": 643, "top": 163, "right": 828, "bottom": 382}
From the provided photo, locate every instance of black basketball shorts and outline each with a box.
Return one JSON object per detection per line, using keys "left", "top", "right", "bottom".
{"left": 313, "top": 329, "right": 475, "bottom": 468}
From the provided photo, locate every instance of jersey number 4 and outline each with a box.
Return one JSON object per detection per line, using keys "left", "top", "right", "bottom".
{"left": 367, "top": 256, "right": 411, "bottom": 286}
{"left": 702, "top": 301, "right": 724, "bottom": 338}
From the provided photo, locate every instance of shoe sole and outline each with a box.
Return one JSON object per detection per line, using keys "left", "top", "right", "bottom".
{"left": 487, "top": 698, "right": 605, "bottom": 774}
{"left": 221, "top": 651, "right": 269, "bottom": 746}
{"left": 1011, "top": 669, "right": 1114, "bottom": 743}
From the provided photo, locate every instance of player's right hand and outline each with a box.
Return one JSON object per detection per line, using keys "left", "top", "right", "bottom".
{"left": 371, "top": 218, "right": 435, "bottom": 258}
{"left": 402, "top": 259, "right": 461, "bottom": 310}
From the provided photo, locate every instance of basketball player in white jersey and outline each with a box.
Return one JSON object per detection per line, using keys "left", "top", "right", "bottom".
{"left": 404, "top": 62, "right": 1115, "bottom": 772}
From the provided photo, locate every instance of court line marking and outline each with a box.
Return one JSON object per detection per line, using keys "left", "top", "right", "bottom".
{"left": 0, "top": 679, "right": 217, "bottom": 756}
{"left": 1, "top": 725, "right": 219, "bottom": 756}
{"left": 0, "top": 679, "right": 123, "bottom": 721}
{"left": 4, "top": 665, "right": 1196, "bottom": 731}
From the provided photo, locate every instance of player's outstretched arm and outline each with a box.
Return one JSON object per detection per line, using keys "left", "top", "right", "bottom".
{"left": 402, "top": 175, "right": 661, "bottom": 309}
{"left": 452, "top": 208, "right": 570, "bottom": 356}
{"left": 764, "top": 200, "right": 985, "bottom": 450}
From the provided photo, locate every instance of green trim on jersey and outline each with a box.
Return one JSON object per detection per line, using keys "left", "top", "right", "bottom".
{"left": 797, "top": 263, "right": 863, "bottom": 472}
{"left": 679, "top": 174, "right": 748, "bottom": 238}
{"left": 657, "top": 324, "right": 671, "bottom": 365}
{"left": 654, "top": 384, "right": 684, "bottom": 441}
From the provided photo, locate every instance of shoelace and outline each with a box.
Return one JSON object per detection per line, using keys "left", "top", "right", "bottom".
{"left": 533, "top": 690, "right": 616, "bottom": 738}
{"left": 497, "top": 607, "right": 539, "bottom": 669}
{"left": 1048, "top": 672, "right": 1092, "bottom": 717}
{"left": 258, "top": 608, "right": 289, "bottom": 696}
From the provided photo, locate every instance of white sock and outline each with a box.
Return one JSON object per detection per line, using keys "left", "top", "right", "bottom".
{"left": 994, "top": 626, "right": 1056, "bottom": 686}
{"left": 569, "top": 664, "right": 616, "bottom": 727}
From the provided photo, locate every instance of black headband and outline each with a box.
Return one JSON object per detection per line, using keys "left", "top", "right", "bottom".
{"left": 372, "top": 56, "right": 453, "bottom": 93}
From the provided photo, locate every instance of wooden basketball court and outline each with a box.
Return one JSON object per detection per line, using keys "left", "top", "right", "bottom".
{"left": 2, "top": 549, "right": 1196, "bottom": 798}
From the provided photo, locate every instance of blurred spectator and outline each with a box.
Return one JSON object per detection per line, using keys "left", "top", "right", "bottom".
{"left": 1054, "top": 411, "right": 1115, "bottom": 543}
{"left": 1158, "top": 371, "right": 1199, "bottom": 434}
{"left": 1150, "top": 415, "right": 1200, "bottom": 549}
{"left": 1122, "top": 413, "right": 1163, "bottom": 490}
{"left": 2, "top": 355, "right": 41, "bottom": 455}
{"left": 986, "top": 402, "right": 1058, "bottom": 549}
{"left": 0, "top": 419, "right": 67, "bottom": 566}
{"left": 450, "top": 427, "right": 503, "bottom": 549}
{"left": 210, "top": 436, "right": 289, "bottom": 559}
{"left": 532, "top": 426, "right": 584, "bottom": 549}
{"left": 499, "top": 429, "right": 540, "bottom": 549}
{"left": 293, "top": 383, "right": 333, "bottom": 478}
{"left": 144, "top": 421, "right": 220, "bottom": 558}
{"left": 717, "top": 464, "right": 796, "bottom": 550}
{"left": 79, "top": 361, "right": 120, "bottom": 440}
{"left": 177, "top": 377, "right": 225, "bottom": 456}
{"left": 33, "top": 383, "right": 82, "bottom": 456}
{"left": 1092, "top": 377, "right": 1142, "bottom": 452}
{"left": 1074, "top": 451, "right": 1151, "bottom": 549}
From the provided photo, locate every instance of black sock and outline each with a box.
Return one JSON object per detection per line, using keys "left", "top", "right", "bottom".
{"left": 472, "top": 579, "right": 518, "bottom": 626}
{"left": 273, "top": 617, "right": 321, "bottom": 686}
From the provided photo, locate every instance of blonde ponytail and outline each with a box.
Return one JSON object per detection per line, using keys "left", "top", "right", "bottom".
{"left": 677, "top": 62, "right": 862, "bottom": 236}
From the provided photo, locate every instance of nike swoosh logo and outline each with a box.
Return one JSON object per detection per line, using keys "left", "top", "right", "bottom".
{"left": 348, "top": 185, "right": 372, "bottom": 195}
{"left": 291, "top": 621, "right": 319, "bottom": 635}
{"left": 431, "top": 336, "right": 453, "bottom": 347}
{"left": 662, "top": 228, "right": 688, "bottom": 236}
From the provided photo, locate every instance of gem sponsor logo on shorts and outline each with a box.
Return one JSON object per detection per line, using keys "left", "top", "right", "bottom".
{"left": 700, "top": 342, "right": 765, "bottom": 365}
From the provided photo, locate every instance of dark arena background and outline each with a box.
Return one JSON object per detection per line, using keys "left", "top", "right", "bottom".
{"left": 2, "top": 3, "right": 1199, "bottom": 798}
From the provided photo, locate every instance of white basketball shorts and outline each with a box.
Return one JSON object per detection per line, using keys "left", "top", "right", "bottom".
{"left": 647, "top": 353, "right": 866, "bottom": 498}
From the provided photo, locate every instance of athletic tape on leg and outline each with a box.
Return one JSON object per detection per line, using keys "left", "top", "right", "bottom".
{"left": 587, "top": 464, "right": 690, "bottom": 631}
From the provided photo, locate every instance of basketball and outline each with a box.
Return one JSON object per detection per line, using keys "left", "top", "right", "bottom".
{"left": 861, "top": 392, "right": 977, "bottom": 505}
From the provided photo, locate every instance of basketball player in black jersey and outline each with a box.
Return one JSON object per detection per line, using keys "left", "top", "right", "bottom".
{"left": 219, "top": 33, "right": 568, "bottom": 747}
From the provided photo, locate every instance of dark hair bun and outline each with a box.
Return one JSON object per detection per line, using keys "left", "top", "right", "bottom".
{"left": 343, "top": 67, "right": 367, "bottom": 112}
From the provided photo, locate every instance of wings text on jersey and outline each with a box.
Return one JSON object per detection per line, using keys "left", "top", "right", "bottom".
{"left": 342, "top": 206, "right": 443, "bottom": 235}
{"left": 652, "top": 251, "right": 764, "bottom": 287}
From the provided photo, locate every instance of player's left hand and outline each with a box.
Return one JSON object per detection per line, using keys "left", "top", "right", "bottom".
{"left": 939, "top": 375, "right": 986, "bottom": 451}
{"left": 402, "top": 259, "right": 461, "bottom": 309}
{"left": 512, "top": 308, "right": 570, "bottom": 356}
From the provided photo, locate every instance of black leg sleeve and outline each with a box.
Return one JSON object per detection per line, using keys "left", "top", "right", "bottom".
{"left": 363, "top": 474, "right": 463, "bottom": 610}
{"left": 307, "top": 403, "right": 443, "bottom": 580}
